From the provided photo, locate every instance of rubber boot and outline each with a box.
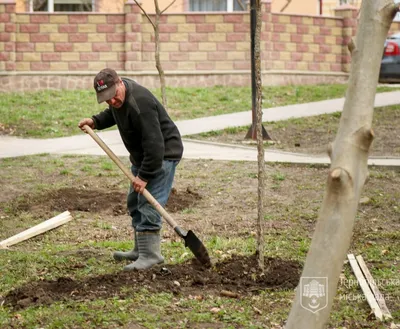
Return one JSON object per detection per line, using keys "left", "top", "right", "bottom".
{"left": 113, "top": 231, "right": 139, "bottom": 262}
{"left": 123, "top": 231, "right": 164, "bottom": 271}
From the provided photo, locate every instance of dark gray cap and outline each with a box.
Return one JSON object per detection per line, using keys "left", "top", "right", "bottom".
{"left": 93, "top": 68, "right": 119, "bottom": 103}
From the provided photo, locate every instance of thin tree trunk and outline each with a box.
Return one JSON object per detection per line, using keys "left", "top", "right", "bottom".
{"left": 254, "top": 0, "right": 265, "bottom": 271}
{"left": 280, "top": 0, "right": 292, "bottom": 13}
{"left": 286, "top": 1, "right": 398, "bottom": 328}
{"left": 133, "top": 0, "right": 171, "bottom": 109}
{"left": 154, "top": 0, "right": 168, "bottom": 109}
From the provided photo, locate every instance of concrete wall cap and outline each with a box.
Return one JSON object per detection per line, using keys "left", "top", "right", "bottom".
{"left": 273, "top": 12, "right": 343, "bottom": 20}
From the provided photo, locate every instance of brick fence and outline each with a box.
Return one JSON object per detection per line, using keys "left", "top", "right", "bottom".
{"left": 1, "top": 0, "right": 398, "bottom": 92}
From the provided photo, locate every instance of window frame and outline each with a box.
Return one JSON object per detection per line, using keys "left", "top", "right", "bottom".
{"left": 29, "top": 0, "right": 95, "bottom": 12}
{"left": 189, "top": 0, "right": 245, "bottom": 12}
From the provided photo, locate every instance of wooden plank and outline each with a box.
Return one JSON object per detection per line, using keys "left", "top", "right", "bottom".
{"left": 0, "top": 211, "right": 72, "bottom": 248}
{"left": 347, "top": 254, "right": 383, "bottom": 321}
{"left": 356, "top": 255, "right": 393, "bottom": 320}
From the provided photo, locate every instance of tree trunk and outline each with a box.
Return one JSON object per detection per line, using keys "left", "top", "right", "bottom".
{"left": 254, "top": 0, "right": 265, "bottom": 271}
{"left": 285, "top": 1, "right": 398, "bottom": 328}
{"left": 133, "top": 0, "right": 169, "bottom": 109}
{"left": 154, "top": 0, "right": 168, "bottom": 109}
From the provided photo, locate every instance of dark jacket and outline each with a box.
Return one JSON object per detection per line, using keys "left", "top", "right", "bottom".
{"left": 92, "top": 78, "right": 183, "bottom": 181}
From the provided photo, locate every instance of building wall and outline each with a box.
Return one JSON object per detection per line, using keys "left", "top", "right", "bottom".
{"left": 272, "top": 0, "right": 319, "bottom": 16}
{"left": 1, "top": 0, "right": 363, "bottom": 91}
{"left": 15, "top": 0, "right": 184, "bottom": 13}
{"left": 11, "top": 12, "right": 126, "bottom": 72}
{"left": 15, "top": 0, "right": 361, "bottom": 15}
{"left": 144, "top": 0, "right": 184, "bottom": 13}
{"left": 270, "top": 13, "right": 343, "bottom": 72}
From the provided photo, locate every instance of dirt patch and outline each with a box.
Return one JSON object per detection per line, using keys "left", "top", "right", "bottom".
{"left": 188, "top": 105, "right": 400, "bottom": 157}
{"left": 0, "top": 123, "right": 16, "bottom": 136}
{"left": 167, "top": 187, "right": 202, "bottom": 212}
{"left": 5, "top": 186, "right": 201, "bottom": 217}
{"left": 3, "top": 254, "right": 301, "bottom": 310}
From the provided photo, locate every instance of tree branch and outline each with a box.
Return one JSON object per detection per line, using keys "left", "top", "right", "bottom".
{"left": 235, "top": 0, "right": 246, "bottom": 11}
{"left": 161, "top": 0, "right": 177, "bottom": 15}
{"left": 132, "top": 0, "right": 156, "bottom": 30}
{"left": 348, "top": 37, "right": 356, "bottom": 54}
{"left": 389, "top": 2, "right": 400, "bottom": 19}
{"left": 280, "top": 0, "right": 292, "bottom": 13}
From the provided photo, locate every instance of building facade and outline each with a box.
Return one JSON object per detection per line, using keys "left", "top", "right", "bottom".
{"left": 16, "top": 0, "right": 362, "bottom": 16}
{"left": 3, "top": 0, "right": 399, "bottom": 92}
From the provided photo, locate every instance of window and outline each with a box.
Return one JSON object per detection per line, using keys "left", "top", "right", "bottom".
{"left": 189, "top": 0, "right": 246, "bottom": 12}
{"left": 30, "top": 0, "right": 93, "bottom": 12}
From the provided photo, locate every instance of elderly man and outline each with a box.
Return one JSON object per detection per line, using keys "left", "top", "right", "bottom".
{"left": 79, "top": 68, "right": 183, "bottom": 271}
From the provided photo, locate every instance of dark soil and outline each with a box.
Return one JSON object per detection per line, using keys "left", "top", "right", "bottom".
{"left": 6, "top": 186, "right": 201, "bottom": 217}
{"left": 4, "top": 254, "right": 301, "bottom": 310}
{"left": 188, "top": 105, "right": 400, "bottom": 157}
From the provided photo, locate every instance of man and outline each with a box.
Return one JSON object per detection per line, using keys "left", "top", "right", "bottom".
{"left": 78, "top": 68, "right": 183, "bottom": 271}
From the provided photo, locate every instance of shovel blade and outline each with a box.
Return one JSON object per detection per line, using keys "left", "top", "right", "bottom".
{"left": 183, "top": 230, "right": 211, "bottom": 268}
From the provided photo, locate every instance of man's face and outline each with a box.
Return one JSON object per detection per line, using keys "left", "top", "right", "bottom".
{"left": 106, "top": 79, "right": 126, "bottom": 108}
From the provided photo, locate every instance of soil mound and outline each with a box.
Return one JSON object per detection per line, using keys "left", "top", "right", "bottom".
{"left": 5, "top": 186, "right": 201, "bottom": 216}
{"left": 4, "top": 254, "right": 301, "bottom": 310}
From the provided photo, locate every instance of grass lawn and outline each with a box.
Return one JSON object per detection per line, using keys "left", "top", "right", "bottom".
{"left": 0, "top": 84, "right": 398, "bottom": 138}
{"left": 0, "top": 83, "right": 399, "bottom": 329}
{"left": 0, "top": 154, "right": 399, "bottom": 329}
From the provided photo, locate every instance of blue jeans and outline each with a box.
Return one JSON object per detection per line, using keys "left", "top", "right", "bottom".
{"left": 127, "top": 160, "right": 178, "bottom": 232}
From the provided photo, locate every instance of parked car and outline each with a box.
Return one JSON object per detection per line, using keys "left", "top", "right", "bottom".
{"left": 379, "top": 33, "right": 400, "bottom": 83}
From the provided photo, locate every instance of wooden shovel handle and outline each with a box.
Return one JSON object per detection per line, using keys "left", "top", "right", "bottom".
{"left": 83, "top": 125, "right": 180, "bottom": 230}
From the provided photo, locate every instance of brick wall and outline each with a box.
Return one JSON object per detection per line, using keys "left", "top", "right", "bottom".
{"left": 14, "top": 12, "right": 125, "bottom": 71}
{"left": 0, "top": 1, "right": 16, "bottom": 71}
{"left": 270, "top": 14, "right": 344, "bottom": 72}
{"left": 1, "top": 0, "right": 360, "bottom": 91}
{"left": 139, "top": 12, "right": 254, "bottom": 72}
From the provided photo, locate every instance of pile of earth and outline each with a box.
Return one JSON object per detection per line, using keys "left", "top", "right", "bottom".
{"left": 3, "top": 254, "right": 302, "bottom": 310}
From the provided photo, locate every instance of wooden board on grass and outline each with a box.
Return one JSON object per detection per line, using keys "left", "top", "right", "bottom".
{"left": 0, "top": 211, "right": 72, "bottom": 249}
{"left": 347, "top": 254, "right": 383, "bottom": 321}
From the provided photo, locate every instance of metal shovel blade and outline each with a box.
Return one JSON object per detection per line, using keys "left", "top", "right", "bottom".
{"left": 183, "top": 230, "right": 211, "bottom": 268}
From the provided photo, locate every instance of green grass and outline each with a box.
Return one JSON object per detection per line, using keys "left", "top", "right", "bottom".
{"left": 1, "top": 77, "right": 399, "bottom": 329}
{"left": 0, "top": 84, "right": 398, "bottom": 138}
{"left": 0, "top": 229, "right": 398, "bottom": 328}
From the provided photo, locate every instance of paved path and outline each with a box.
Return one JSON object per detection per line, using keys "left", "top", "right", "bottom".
{"left": 1, "top": 91, "right": 400, "bottom": 168}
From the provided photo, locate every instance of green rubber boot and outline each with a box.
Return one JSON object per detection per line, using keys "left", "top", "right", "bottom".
{"left": 123, "top": 231, "right": 164, "bottom": 271}
{"left": 113, "top": 231, "right": 139, "bottom": 262}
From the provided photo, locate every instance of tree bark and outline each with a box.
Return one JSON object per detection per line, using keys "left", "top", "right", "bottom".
{"left": 254, "top": 0, "right": 265, "bottom": 271}
{"left": 154, "top": 0, "right": 168, "bottom": 109}
{"left": 285, "top": 1, "right": 398, "bottom": 328}
{"left": 133, "top": 0, "right": 170, "bottom": 109}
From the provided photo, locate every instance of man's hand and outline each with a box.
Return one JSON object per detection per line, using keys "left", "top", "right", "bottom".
{"left": 78, "top": 118, "right": 95, "bottom": 133}
{"left": 133, "top": 176, "right": 147, "bottom": 194}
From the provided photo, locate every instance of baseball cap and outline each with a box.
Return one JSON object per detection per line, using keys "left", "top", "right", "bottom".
{"left": 93, "top": 68, "right": 119, "bottom": 104}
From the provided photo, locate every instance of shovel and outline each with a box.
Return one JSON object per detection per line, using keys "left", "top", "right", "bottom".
{"left": 83, "top": 125, "right": 211, "bottom": 267}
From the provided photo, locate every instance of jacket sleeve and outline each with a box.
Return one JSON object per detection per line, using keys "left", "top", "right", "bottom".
{"left": 137, "top": 98, "right": 164, "bottom": 181}
{"left": 92, "top": 107, "right": 115, "bottom": 130}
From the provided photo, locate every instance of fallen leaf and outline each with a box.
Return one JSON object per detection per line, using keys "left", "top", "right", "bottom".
{"left": 210, "top": 307, "right": 221, "bottom": 313}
